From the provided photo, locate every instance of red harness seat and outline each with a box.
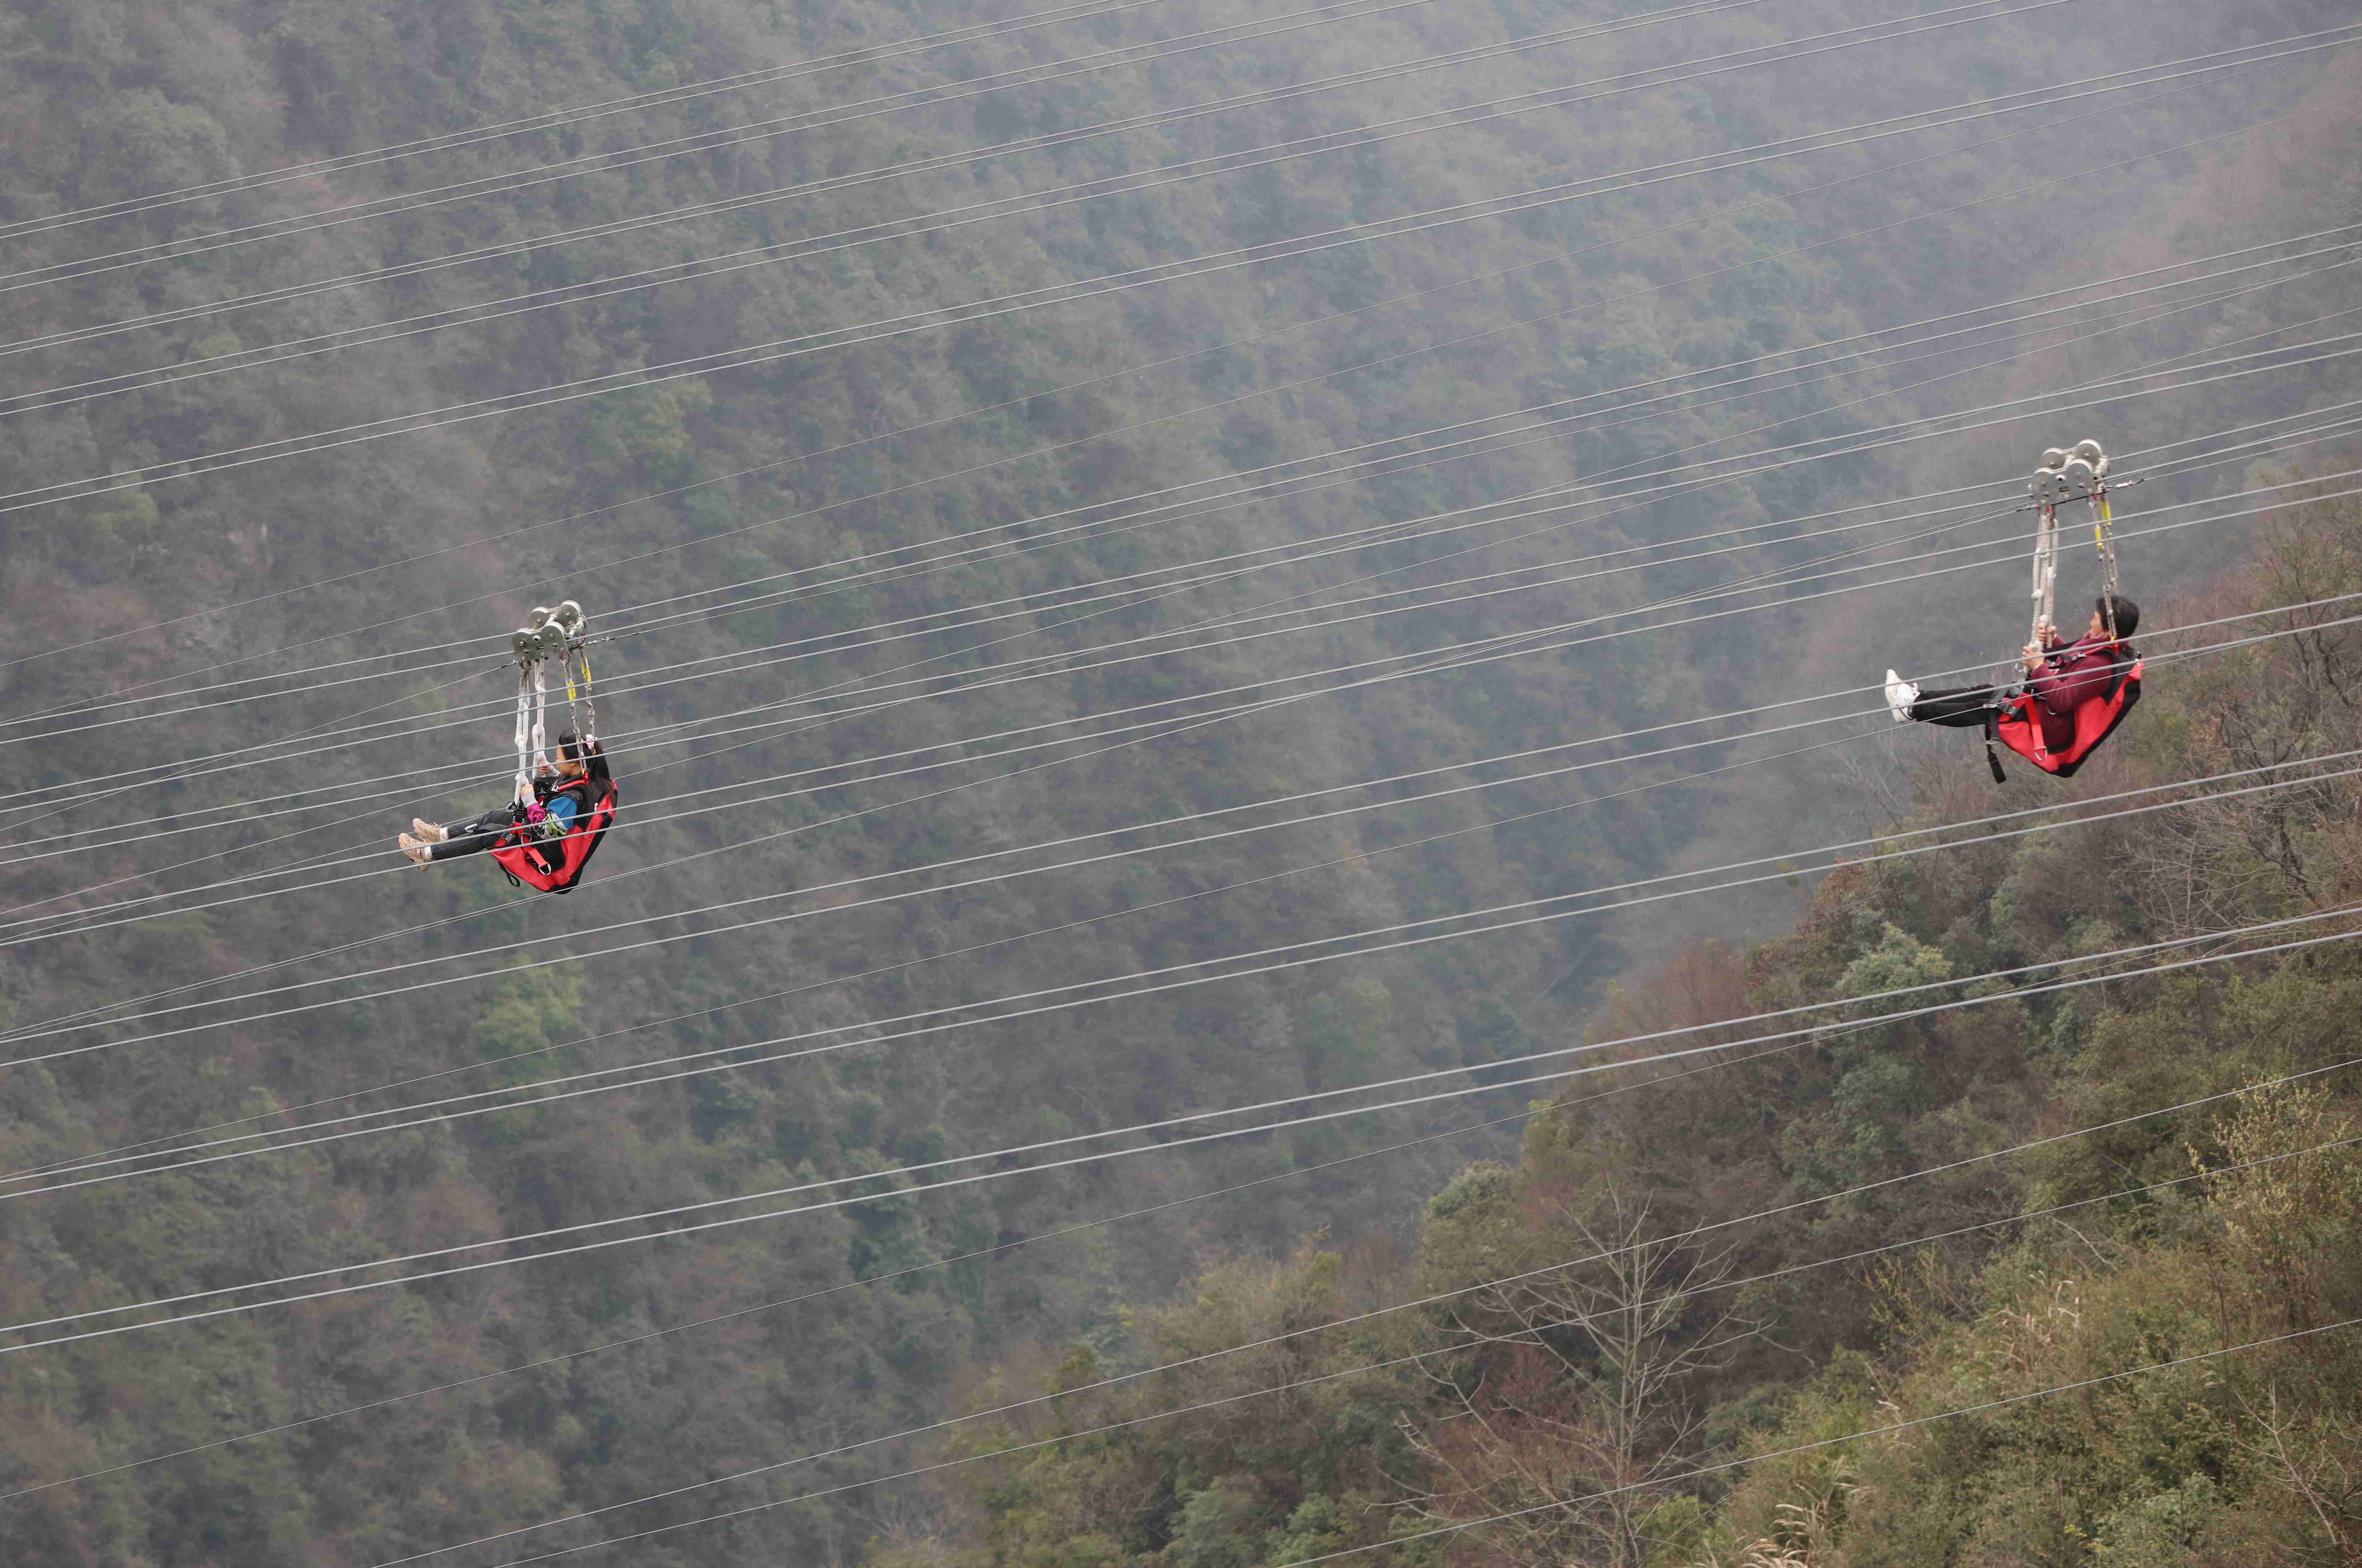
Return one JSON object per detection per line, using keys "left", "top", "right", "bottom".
{"left": 1988, "top": 657, "right": 2141, "bottom": 778}
{"left": 491, "top": 778, "right": 619, "bottom": 893}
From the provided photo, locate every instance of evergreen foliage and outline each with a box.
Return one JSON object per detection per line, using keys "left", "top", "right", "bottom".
{"left": 0, "top": 0, "right": 2356, "bottom": 1561}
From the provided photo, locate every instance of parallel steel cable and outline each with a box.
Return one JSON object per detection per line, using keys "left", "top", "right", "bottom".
{"left": 32, "top": 10, "right": 2332, "bottom": 426}
{"left": 0, "top": 730, "right": 1883, "bottom": 1190}
{"left": 10, "top": 930, "right": 2335, "bottom": 1507}
{"left": 9, "top": 921, "right": 2355, "bottom": 1351}
{"left": 6, "top": 483, "right": 2349, "bottom": 1056}
{"left": 0, "top": 0, "right": 1450, "bottom": 289}
{"left": 0, "top": 0, "right": 2071, "bottom": 501}
{"left": 9, "top": 459, "right": 2331, "bottom": 949}
{"left": 12, "top": 0, "right": 2272, "bottom": 519}
{"left": 9, "top": 373, "right": 2343, "bottom": 1053}
{"left": 28, "top": 799, "right": 2362, "bottom": 1202}
{"left": 18, "top": 916, "right": 2362, "bottom": 1362}
{"left": 3, "top": 0, "right": 1772, "bottom": 374}
{"left": 6, "top": 685, "right": 2352, "bottom": 1092}
{"left": 27, "top": 575, "right": 2345, "bottom": 1193}
{"left": 11, "top": 322, "right": 2344, "bottom": 832}
{"left": 502, "top": 1316, "right": 2362, "bottom": 1568}
{"left": 0, "top": 726, "right": 1906, "bottom": 1195}
{"left": 378, "top": 1115, "right": 2362, "bottom": 1567}
{"left": 14, "top": 581, "right": 2343, "bottom": 1147}
{"left": 13, "top": 360, "right": 2352, "bottom": 866}
{"left": 11, "top": 68, "right": 2330, "bottom": 701}
{"left": 1287, "top": 1321, "right": 2362, "bottom": 1568}
{"left": 20, "top": 232, "right": 2342, "bottom": 752}
{"left": 25, "top": 1, "right": 2290, "bottom": 426}
{"left": 0, "top": 0, "right": 1203, "bottom": 240}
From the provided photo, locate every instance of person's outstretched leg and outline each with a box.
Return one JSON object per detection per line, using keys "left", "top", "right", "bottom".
{"left": 428, "top": 806, "right": 518, "bottom": 860}
{"left": 401, "top": 806, "right": 517, "bottom": 865}
{"left": 1907, "top": 684, "right": 2003, "bottom": 728}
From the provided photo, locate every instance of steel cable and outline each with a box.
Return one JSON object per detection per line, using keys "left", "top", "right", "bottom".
{"left": 10, "top": 64, "right": 2332, "bottom": 698}
{"left": 8, "top": 927, "right": 2354, "bottom": 1354}
{"left": 0, "top": 0, "right": 1205, "bottom": 240}
{"left": 16, "top": 0, "right": 2297, "bottom": 519}
{"left": 15, "top": 233, "right": 2347, "bottom": 750}
{"left": 24, "top": 3, "right": 2302, "bottom": 423}
{"left": 0, "top": 0, "right": 1452, "bottom": 289}
{"left": 9, "top": 325, "right": 2347, "bottom": 831}
{"left": 9, "top": 471, "right": 2350, "bottom": 959}
{"left": 2, "top": 0, "right": 1770, "bottom": 371}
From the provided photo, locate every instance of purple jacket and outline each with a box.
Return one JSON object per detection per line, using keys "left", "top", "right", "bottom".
{"left": 2025, "top": 631, "right": 2132, "bottom": 747}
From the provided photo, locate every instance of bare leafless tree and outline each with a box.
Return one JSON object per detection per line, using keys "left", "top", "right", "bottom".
{"left": 2239, "top": 1384, "right": 2362, "bottom": 1566}
{"left": 1396, "top": 1185, "right": 1757, "bottom": 1567}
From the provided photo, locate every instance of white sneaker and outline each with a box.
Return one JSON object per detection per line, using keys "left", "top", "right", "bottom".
{"left": 411, "top": 818, "right": 447, "bottom": 843}
{"left": 1883, "top": 669, "right": 1919, "bottom": 722}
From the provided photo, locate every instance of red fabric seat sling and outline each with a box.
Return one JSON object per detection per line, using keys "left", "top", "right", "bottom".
{"left": 1985, "top": 654, "right": 2141, "bottom": 778}
{"left": 490, "top": 777, "right": 619, "bottom": 893}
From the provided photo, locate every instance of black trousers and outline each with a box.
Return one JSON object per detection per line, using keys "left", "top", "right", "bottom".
{"left": 427, "top": 806, "right": 519, "bottom": 862}
{"left": 1907, "top": 684, "right": 2005, "bottom": 729}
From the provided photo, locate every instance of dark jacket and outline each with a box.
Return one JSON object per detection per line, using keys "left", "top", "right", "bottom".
{"left": 531, "top": 772, "right": 597, "bottom": 833}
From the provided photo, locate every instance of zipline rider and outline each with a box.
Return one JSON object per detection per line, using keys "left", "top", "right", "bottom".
{"left": 400, "top": 728, "right": 606, "bottom": 871}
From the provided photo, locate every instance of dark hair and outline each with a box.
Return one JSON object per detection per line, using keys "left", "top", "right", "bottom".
{"left": 2096, "top": 594, "right": 2139, "bottom": 640}
{"left": 556, "top": 729, "right": 610, "bottom": 782}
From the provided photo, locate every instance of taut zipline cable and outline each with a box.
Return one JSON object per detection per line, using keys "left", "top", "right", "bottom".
{"left": 375, "top": 1112, "right": 2362, "bottom": 1567}
{"left": 13, "top": 986, "right": 2340, "bottom": 1506}
{"left": 15, "top": 233, "right": 2345, "bottom": 751}
{"left": 4, "top": 0, "right": 1770, "bottom": 372}
{"left": 0, "top": 0, "right": 1207, "bottom": 239}
{"left": 8, "top": 56, "right": 2328, "bottom": 694}
{"left": 7, "top": 486, "right": 2352, "bottom": 1069}
{"left": 18, "top": 0, "right": 2313, "bottom": 519}
{"left": 9, "top": 469, "right": 2351, "bottom": 961}
{"left": 0, "top": 0, "right": 1453, "bottom": 288}
{"left": 24, "top": 832, "right": 2362, "bottom": 1202}
{"left": 5, "top": 714, "right": 2354, "bottom": 1130}
{"left": 24, "top": 569, "right": 2350, "bottom": 1195}
{"left": 25, "top": 7, "right": 2324, "bottom": 423}
{"left": 9, "top": 942, "right": 2355, "bottom": 1370}
{"left": 10, "top": 322, "right": 2348, "bottom": 835}
{"left": 8, "top": 904, "right": 2360, "bottom": 1357}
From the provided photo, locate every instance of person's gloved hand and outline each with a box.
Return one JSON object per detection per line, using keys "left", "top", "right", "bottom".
{"left": 524, "top": 801, "right": 548, "bottom": 825}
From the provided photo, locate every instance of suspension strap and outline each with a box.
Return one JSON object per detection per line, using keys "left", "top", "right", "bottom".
{"left": 531, "top": 658, "right": 549, "bottom": 778}
{"left": 513, "top": 661, "right": 535, "bottom": 798}
{"left": 2029, "top": 500, "right": 2059, "bottom": 648}
{"left": 2091, "top": 487, "right": 2119, "bottom": 639}
{"left": 564, "top": 645, "right": 598, "bottom": 744}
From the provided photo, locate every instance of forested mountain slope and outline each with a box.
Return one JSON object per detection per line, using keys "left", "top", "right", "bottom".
{"left": 0, "top": 0, "right": 2356, "bottom": 1561}
{"left": 880, "top": 491, "right": 2362, "bottom": 1566}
